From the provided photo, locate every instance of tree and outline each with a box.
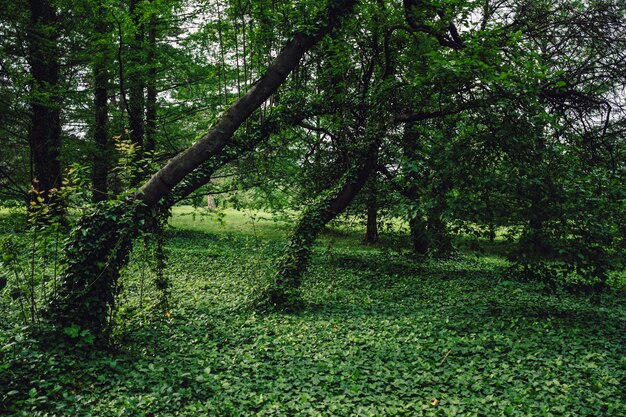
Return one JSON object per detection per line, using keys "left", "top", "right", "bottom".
{"left": 91, "top": 2, "right": 112, "bottom": 202}
{"left": 27, "top": 0, "right": 63, "bottom": 214}
{"left": 49, "top": 0, "right": 358, "bottom": 338}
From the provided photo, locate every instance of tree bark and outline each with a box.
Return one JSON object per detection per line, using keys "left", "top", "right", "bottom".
{"left": 92, "top": 7, "right": 110, "bottom": 203}
{"left": 409, "top": 215, "right": 429, "bottom": 254}
{"left": 145, "top": 7, "right": 157, "bottom": 154}
{"left": 426, "top": 174, "right": 453, "bottom": 256}
{"left": 522, "top": 135, "right": 550, "bottom": 257}
{"left": 27, "top": 0, "right": 63, "bottom": 214}
{"left": 128, "top": 0, "right": 145, "bottom": 179}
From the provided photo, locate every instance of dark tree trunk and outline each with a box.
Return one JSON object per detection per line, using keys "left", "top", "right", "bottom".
{"left": 50, "top": 0, "right": 357, "bottom": 339}
{"left": 270, "top": 147, "right": 378, "bottom": 309}
{"left": 426, "top": 211, "right": 452, "bottom": 255}
{"left": 523, "top": 135, "right": 550, "bottom": 256}
{"left": 128, "top": 0, "right": 145, "bottom": 178}
{"left": 27, "top": 0, "right": 62, "bottom": 214}
{"left": 92, "top": 8, "right": 110, "bottom": 203}
{"left": 145, "top": 8, "right": 157, "bottom": 154}
{"left": 363, "top": 176, "right": 379, "bottom": 244}
{"left": 426, "top": 175, "right": 453, "bottom": 256}
{"left": 409, "top": 215, "right": 429, "bottom": 254}
{"left": 400, "top": 122, "right": 430, "bottom": 255}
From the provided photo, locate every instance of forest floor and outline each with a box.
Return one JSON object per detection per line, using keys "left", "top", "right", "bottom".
{"left": 1, "top": 207, "right": 625, "bottom": 416}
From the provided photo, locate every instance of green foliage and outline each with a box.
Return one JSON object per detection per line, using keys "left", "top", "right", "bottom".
{"left": 2, "top": 208, "right": 625, "bottom": 416}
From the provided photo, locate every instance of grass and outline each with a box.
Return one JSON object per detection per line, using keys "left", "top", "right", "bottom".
{"left": 1, "top": 206, "right": 625, "bottom": 416}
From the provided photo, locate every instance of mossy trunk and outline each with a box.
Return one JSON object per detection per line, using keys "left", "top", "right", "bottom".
{"left": 270, "top": 152, "right": 376, "bottom": 309}
{"left": 48, "top": 201, "right": 144, "bottom": 340}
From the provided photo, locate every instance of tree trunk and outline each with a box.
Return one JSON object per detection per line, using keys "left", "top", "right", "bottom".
{"left": 145, "top": 8, "right": 157, "bottom": 155}
{"left": 137, "top": 0, "right": 356, "bottom": 207}
{"left": 49, "top": 0, "right": 357, "bottom": 338}
{"left": 91, "top": 7, "right": 110, "bottom": 203}
{"left": 128, "top": 0, "right": 145, "bottom": 180}
{"left": 27, "top": 0, "right": 62, "bottom": 215}
{"left": 400, "top": 122, "right": 430, "bottom": 255}
{"left": 163, "top": 101, "right": 315, "bottom": 208}
{"left": 522, "top": 135, "right": 550, "bottom": 257}
{"left": 409, "top": 215, "right": 429, "bottom": 254}
{"left": 426, "top": 176, "right": 453, "bottom": 256}
{"left": 270, "top": 147, "right": 378, "bottom": 310}
{"left": 363, "top": 176, "right": 379, "bottom": 244}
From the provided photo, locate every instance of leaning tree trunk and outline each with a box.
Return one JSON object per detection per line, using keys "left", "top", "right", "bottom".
{"left": 49, "top": 0, "right": 357, "bottom": 339}
{"left": 163, "top": 99, "right": 321, "bottom": 208}
{"left": 27, "top": 0, "right": 63, "bottom": 216}
{"left": 269, "top": 148, "right": 378, "bottom": 310}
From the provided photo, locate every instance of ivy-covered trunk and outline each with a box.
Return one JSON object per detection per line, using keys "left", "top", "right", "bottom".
{"left": 49, "top": 201, "right": 144, "bottom": 339}
{"left": 270, "top": 150, "right": 377, "bottom": 309}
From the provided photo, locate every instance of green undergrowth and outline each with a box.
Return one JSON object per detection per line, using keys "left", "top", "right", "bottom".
{"left": 1, "top": 207, "right": 625, "bottom": 416}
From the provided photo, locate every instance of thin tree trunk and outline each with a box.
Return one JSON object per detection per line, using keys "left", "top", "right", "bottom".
{"left": 363, "top": 176, "right": 379, "bottom": 244}
{"left": 27, "top": 0, "right": 63, "bottom": 215}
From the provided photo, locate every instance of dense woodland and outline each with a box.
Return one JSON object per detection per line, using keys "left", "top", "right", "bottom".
{"left": 0, "top": 0, "right": 625, "bottom": 415}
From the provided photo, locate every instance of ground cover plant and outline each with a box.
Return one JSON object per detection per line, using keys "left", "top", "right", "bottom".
{"left": 1, "top": 207, "right": 625, "bottom": 416}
